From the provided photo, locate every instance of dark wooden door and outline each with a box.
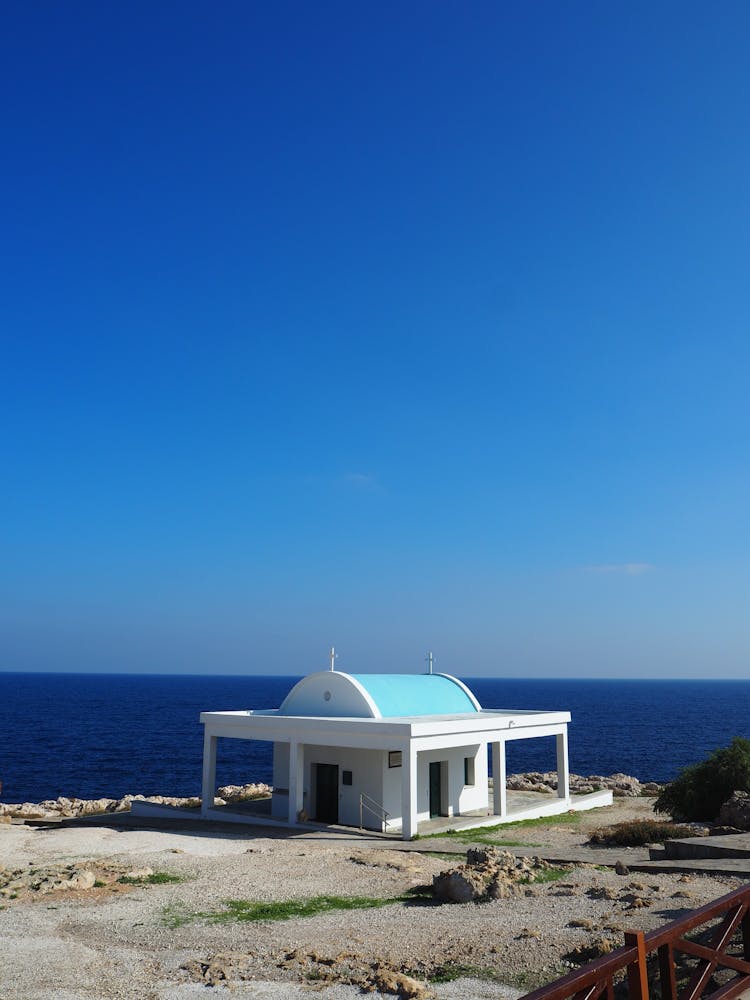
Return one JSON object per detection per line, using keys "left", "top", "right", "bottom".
{"left": 314, "top": 763, "right": 339, "bottom": 823}
{"left": 429, "top": 761, "right": 442, "bottom": 817}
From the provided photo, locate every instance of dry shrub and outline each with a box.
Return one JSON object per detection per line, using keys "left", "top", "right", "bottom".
{"left": 588, "top": 819, "right": 696, "bottom": 847}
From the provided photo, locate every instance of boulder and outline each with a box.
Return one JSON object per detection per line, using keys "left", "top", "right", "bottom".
{"left": 67, "top": 870, "right": 96, "bottom": 890}
{"left": 432, "top": 867, "right": 488, "bottom": 903}
{"left": 124, "top": 867, "right": 153, "bottom": 880}
{"left": 432, "top": 847, "right": 551, "bottom": 903}
{"left": 718, "top": 791, "right": 750, "bottom": 830}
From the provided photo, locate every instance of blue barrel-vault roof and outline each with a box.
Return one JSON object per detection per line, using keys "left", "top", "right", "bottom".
{"left": 349, "top": 674, "right": 480, "bottom": 717}
{"left": 278, "top": 670, "right": 481, "bottom": 718}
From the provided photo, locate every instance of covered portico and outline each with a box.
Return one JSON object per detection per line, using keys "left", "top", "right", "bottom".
{"left": 195, "top": 671, "right": 609, "bottom": 839}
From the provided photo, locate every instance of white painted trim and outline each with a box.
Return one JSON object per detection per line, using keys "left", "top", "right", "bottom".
{"left": 335, "top": 672, "right": 382, "bottom": 719}
{"left": 435, "top": 672, "right": 482, "bottom": 711}
{"left": 556, "top": 729, "right": 570, "bottom": 800}
{"left": 201, "top": 732, "right": 217, "bottom": 818}
{"left": 491, "top": 740, "right": 506, "bottom": 817}
{"left": 401, "top": 742, "right": 418, "bottom": 840}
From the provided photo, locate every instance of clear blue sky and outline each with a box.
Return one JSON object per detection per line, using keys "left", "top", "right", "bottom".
{"left": 2, "top": 3, "right": 749, "bottom": 677}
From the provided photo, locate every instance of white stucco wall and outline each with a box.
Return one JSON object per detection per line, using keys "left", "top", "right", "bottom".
{"left": 383, "top": 743, "right": 489, "bottom": 831}
{"left": 271, "top": 742, "right": 290, "bottom": 819}
{"left": 278, "top": 672, "right": 376, "bottom": 718}
{"left": 271, "top": 741, "right": 387, "bottom": 829}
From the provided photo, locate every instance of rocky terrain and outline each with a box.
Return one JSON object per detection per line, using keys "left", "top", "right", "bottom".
{"left": 0, "top": 773, "right": 657, "bottom": 823}
{"left": 0, "top": 783, "right": 271, "bottom": 821}
{"left": 505, "top": 772, "right": 662, "bottom": 797}
{"left": 0, "top": 794, "right": 742, "bottom": 1000}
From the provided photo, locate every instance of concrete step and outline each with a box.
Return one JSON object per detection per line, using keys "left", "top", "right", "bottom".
{"left": 661, "top": 834, "right": 750, "bottom": 861}
{"left": 634, "top": 857, "right": 750, "bottom": 877}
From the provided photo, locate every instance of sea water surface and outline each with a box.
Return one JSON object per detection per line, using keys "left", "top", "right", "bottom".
{"left": 1, "top": 673, "right": 749, "bottom": 804}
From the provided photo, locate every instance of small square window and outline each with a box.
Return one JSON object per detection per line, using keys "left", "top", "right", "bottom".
{"left": 464, "top": 756, "right": 475, "bottom": 786}
{"left": 388, "top": 751, "right": 402, "bottom": 768}
{"left": 342, "top": 770, "right": 353, "bottom": 786}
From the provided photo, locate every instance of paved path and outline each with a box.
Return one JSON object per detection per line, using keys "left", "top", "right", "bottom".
{"left": 23, "top": 812, "right": 750, "bottom": 879}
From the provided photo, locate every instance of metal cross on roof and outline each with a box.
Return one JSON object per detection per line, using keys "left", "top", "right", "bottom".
{"left": 426, "top": 650, "right": 434, "bottom": 674}
{"left": 329, "top": 646, "right": 338, "bottom": 671}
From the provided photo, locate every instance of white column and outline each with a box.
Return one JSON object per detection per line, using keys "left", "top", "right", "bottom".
{"left": 491, "top": 739, "right": 507, "bottom": 817}
{"left": 401, "top": 743, "right": 418, "bottom": 840}
{"left": 288, "top": 741, "right": 305, "bottom": 825}
{"left": 201, "top": 731, "right": 217, "bottom": 817}
{"left": 556, "top": 728, "right": 570, "bottom": 801}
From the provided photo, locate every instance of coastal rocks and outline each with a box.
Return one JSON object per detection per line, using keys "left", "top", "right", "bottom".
{"left": 432, "top": 846, "right": 556, "bottom": 904}
{"left": 216, "top": 783, "right": 273, "bottom": 803}
{"left": 505, "top": 772, "right": 662, "bottom": 797}
{"left": 717, "top": 791, "right": 750, "bottom": 830}
{"left": 0, "top": 783, "right": 272, "bottom": 822}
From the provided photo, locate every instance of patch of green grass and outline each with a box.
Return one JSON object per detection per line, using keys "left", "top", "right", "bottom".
{"left": 418, "top": 811, "right": 582, "bottom": 846}
{"left": 162, "top": 903, "right": 194, "bottom": 928}
{"left": 162, "top": 893, "right": 410, "bottom": 928}
{"left": 118, "top": 871, "right": 183, "bottom": 886}
{"left": 504, "top": 811, "right": 583, "bottom": 829}
{"left": 401, "top": 885, "right": 434, "bottom": 901}
{"left": 418, "top": 828, "right": 540, "bottom": 847}
{"left": 519, "top": 866, "right": 568, "bottom": 885}
{"left": 212, "top": 895, "right": 402, "bottom": 923}
{"left": 429, "top": 964, "right": 508, "bottom": 984}
{"left": 421, "top": 850, "right": 467, "bottom": 861}
{"left": 93, "top": 880, "right": 106, "bottom": 888}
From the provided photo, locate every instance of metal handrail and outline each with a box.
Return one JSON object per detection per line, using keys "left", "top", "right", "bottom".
{"left": 359, "top": 792, "right": 390, "bottom": 832}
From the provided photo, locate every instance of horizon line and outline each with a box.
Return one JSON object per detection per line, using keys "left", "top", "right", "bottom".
{"left": 0, "top": 669, "right": 747, "bottom": 683}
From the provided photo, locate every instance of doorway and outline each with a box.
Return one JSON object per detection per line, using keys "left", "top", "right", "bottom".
{"left": 429, "top": 761, "right": 442, "bottom": 817}
{"left": 314, "top": 763, "right": 339, "bottom": 823}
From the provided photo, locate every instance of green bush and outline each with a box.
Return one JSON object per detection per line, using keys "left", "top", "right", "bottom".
{"left": 654, "top": 737, "right": 750, "bottom": 822}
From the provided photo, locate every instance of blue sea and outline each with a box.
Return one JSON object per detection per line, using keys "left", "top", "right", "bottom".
{"left": 1, "top": 674, "right": 749, "bottom": 805}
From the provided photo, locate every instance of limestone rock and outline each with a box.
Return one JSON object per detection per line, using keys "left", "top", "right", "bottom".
{"left": 566, "top": 935, "right": 618, "bottom": 964}
{"left": 371, "top": 964, "right": 435, "bottom": 1000}
{"left": 432, "top": 867, "right": 488, "bottom": 903}
{"left": 432, "top": 847, "right": 553, "bottom": 903}
{"left": 587, "top": 886, "right": 618, "bottom": 900}
{"left": 216, "top": 783, "right": 271, "bottom": 802}
{"left": 67, "top": 870, "right": 96, "bottom": 890}
{"left": 124, "top": 867, "right": 153, "bottom": 880}
{"left": 718, "top": 791, "right": 750, "bottom": 829}
{"left": 505, "top": 771, "right": 662, "bottom": 797}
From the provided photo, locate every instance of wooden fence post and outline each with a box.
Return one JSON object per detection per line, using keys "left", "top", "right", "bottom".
{"left": 658, "top": 942, "right": 677, "bottom": 1000}
{"left": 624, "top": 930, "right": 650, "bottom": 1000}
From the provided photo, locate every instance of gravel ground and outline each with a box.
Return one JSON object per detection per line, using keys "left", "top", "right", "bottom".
{"left": 0, "top": 800, "right": 742, "bottom": 1000}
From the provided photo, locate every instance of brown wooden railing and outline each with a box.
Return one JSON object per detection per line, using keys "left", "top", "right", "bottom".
{"left": 519, "top": 884, "right": 750, "bottom": 1000}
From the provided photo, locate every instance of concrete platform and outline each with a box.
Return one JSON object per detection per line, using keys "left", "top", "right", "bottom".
{"left": 416, "top": 788, "right": 613, "bottom": 835}
{"left": 652, "top": 832, "right": 750, "bottom": 862}
{"left": 129, "top": 787, "right": 612, "bottom": 838}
